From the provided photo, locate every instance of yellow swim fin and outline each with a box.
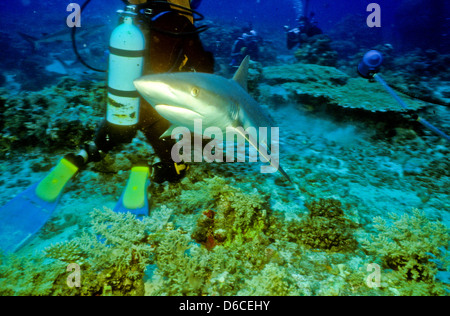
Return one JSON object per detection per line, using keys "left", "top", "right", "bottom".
{"left": 0, "top": 157, "right": 78, "bottom": 253}
{"left": 113, "top": 166, "right": 150, "bottom": 218}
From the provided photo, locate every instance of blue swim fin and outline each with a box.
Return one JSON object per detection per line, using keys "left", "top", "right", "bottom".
{"left": 113, "top": 166, "right": 150, "bottom": 218}
{"left": 0, "top": 158, "right": 78, "bottom": 253}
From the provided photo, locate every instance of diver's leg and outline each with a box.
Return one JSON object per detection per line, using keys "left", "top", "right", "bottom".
{"left": 138, "top": 100, "right": 187, "bottom": 183}
{"left": 138, "top": 99, "right": 174, "bottom": 161}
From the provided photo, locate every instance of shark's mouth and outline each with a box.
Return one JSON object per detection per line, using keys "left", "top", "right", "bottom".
{"left": 154, "top": 104, "right": 204, "bottom": 122}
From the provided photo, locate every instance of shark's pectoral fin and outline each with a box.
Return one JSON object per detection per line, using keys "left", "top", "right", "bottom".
{"left": 258, "top": 139, "right": 293, "bottom": 184}
{"left": 232, "top": 127, "right": 292, "bottom": 183}
{"left": 160, "top": 125, "right": 178, "bottom": 139}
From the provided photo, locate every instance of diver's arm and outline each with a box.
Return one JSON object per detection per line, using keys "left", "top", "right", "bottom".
{"left": 231, "top": 38, "right": 245, "bottom": 57}
{"left": 286, "top": 28, "right": 300, "bottom": 50}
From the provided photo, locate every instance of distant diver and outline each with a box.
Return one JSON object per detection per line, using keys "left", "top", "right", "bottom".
{"left": 284, "top": 12, "right": 323, "bottom": 50}
{"left": 230, "top": 25, "right": 261, "bottom": 67}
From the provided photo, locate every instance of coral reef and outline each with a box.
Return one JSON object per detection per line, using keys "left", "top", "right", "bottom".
{"left": 191, "top": 182, "right": 269, "bottom": 248}
{"left": 336, "top": 45, "right": 450, "bottom": 107}
{"left": 294, "top": 35, "right": 338, "bottom": 67}
{"left": 362, "top": 209, "right": 450, "bottom": 295}
{"left": 380, "top": 49, "right": 450, "bottom": 106}
{"left": 0, "top": 77, "right": 105, "bottom": 153}
{"left": 258, "top": 62, "right": 427, "bottom": 112}
{"left": 237, "top": 263, "right": 301, "bottom": 296}
{"left": 0, "top": 208, "right": 158, "bottom": 295}
{"left": 0, "top": 34, "right": 448, "bottom": 297}
{"left": 287, "top": 198, "right": 358, "bottom": 252}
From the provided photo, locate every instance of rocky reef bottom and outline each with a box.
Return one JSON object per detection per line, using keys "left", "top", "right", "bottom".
{"left": 0, "top": 69, "right": 449, "bottom": 296}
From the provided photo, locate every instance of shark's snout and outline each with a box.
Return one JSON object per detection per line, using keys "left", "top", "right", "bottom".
{"left": 133, "top": 77, "right": 144, "bottom": 92}
{"left": 134, "top": 76, "right": 175, "bottom": 102}
{"left": 133, "top": 77, "right": 156, "bottom": 95}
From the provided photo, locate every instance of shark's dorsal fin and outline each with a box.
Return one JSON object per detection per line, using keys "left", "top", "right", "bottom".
{"left": 232, "top": 55, "right": 250, "bottom": 91}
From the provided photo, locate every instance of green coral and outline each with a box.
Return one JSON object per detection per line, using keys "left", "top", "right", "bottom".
{"left": 0, "top": 253, "right": 68, "bottom": 296}
{"left": 0, "top": 78, "right": 105, "bottom": 151}
{"left": 154, "top": 176, "right": 228, "bottom": 213}
{"left": 215, "top": 187, "right": 269, "bottom": 245}
{"left": 0, "top": 207, "right": 157, "bottom": 296}
{"left": 148, "top": 228, "right": 275, "bottom": 296}
{"left": 150, "top": 229, "right": 212, "bottom": 295}
{"left": 259, "top": 63, "right": 427, "bottom": 112}
{"left": 237, "top": 263, "right": 301, "bottom": 296}
{"left": 362, "top": 209, "right": 449, "bottom": 294}
{"left": 287, "top": 198, "right": 358, "bottom": 252}
{"left": 306, "top": 198, "right": 345, "bottom": 218}
{"left": 190, "top": 179, "right": 270, "bottom": 247}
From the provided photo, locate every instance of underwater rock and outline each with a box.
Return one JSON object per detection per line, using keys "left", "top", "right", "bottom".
{"left": 259, "top": 62, "right": 428, "bottom": 112}
{"left": 0, "top": 78, "right": 105, "bottom": 151}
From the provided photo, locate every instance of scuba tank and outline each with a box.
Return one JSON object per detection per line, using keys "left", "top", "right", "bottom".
{"left": 105, "top": 5, "right": 145, "bottom": 144}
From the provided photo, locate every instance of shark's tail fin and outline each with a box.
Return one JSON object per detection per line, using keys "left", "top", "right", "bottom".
{"left": 18, "top": 32, "right": 38, "bottom": 51}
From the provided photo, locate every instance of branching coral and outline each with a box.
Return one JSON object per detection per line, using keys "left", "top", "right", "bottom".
{"left": 237, "top": 263, "right": 301, "bottom": 296}
{"left": 151, "top": 229, "right": 212, "bottom": 295}
{"left": 47, "top": 207, "right": 156, "bottom": 295}
{"left": 287, "top": 198, "right": 358, "bottom": 252}
{"left": 362, "top": 209, "right": 449, "bottom": 281}
{"left": 0, "top": 207, "right": 159, "bottom": 296}
{"left": 148, "top": 228, "right": 275, "bottom": 296}
{"left": 294, "top": 35, "right": 338, "bottom": 66}
{"left": 191, "top": 181, "right": 270, "bottom": 248}
{"left": 0, "top": 79, "right": 104, "bottom": 150}
{"left": 0, "top": 253, "right": 68, "bottom": 296}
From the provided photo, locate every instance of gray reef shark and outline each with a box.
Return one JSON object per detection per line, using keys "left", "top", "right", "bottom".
{"left": 19, "top": 24, "right": 105, "bottom": 51}
{"left": 134, "top": 56, "right": 292, "bottom": 183}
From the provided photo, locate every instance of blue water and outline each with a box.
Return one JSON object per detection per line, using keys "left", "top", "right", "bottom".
{"left": 1, "top": 0, "right": 448, "bottom": 51}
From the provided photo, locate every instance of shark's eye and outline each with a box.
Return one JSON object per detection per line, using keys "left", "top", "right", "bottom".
{"left": 191, "top": 87, "right": 200, "bottom": 97}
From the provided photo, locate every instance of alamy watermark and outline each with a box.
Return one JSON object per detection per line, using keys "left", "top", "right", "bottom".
{"left": 66, "top": 2, "right": 381, "bottom": 29}
{"left": 366, "top": 263, "right": 381, "bottom": 288}
{"left": 66, "top": 3, "right": 81, "bottom": 27}
{"left": 366, "top": 3, "right": 381, "bottom": 27}
{"left": 66, "top": 263, "right": 81, "bottom": 288}
{"left": 170, "top": 119, "right": 280, "bottom": 174}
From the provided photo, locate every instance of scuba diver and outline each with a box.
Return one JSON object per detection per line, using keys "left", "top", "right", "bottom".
{"left": 230, "top": 25, "right": 261, "bottom": 67}
{"left": 284, "top": 12, "right": 322, "bottom": 50}
{"left": 81, "top": 0, "right": 214, "bottom": 184}
{"left": 0, "top": 0, "right": 214, "bottom": 253}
